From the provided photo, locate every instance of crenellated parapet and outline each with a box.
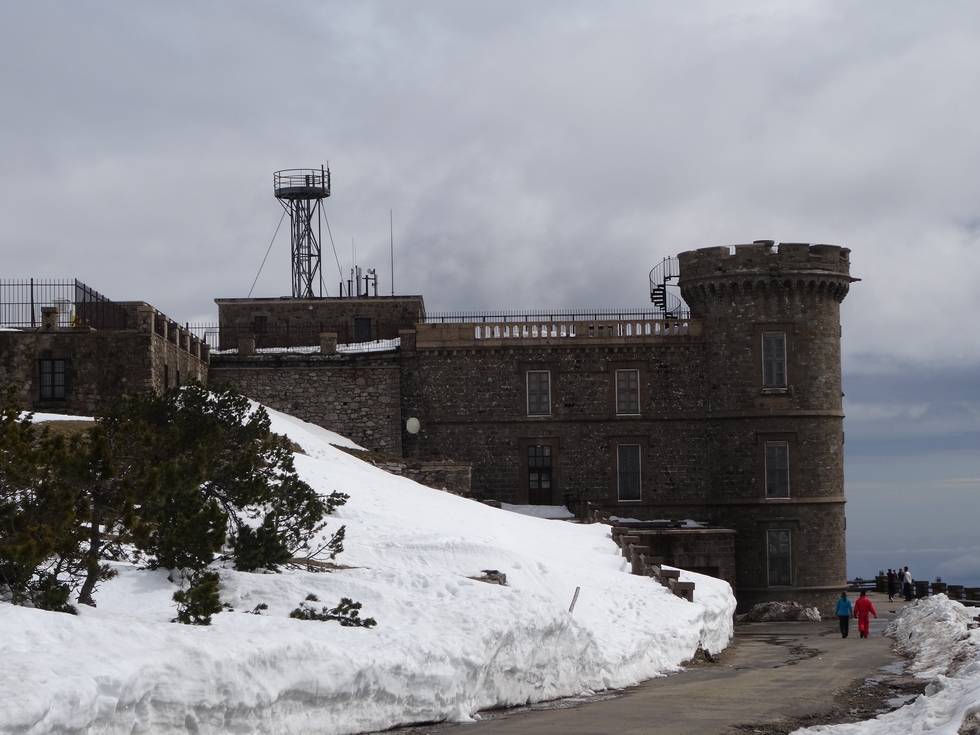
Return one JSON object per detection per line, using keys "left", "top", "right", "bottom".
{"left": 677, "top": 241, "right": 854, "bottom": 314}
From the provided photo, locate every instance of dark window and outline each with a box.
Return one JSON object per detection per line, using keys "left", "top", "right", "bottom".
{"left": 617, "top": 444, "right": 641, "bottom": 501}
{"left": 164, "top": 364, "right": 169, "bottom": 389}
{"left": 762, "top": 332, "right": 787, "bottom": 388}
{"left": 39, "top": 359, "right": 66, "bottom": 400}
{"left": 527, "top": 370, "right": 551, "bottom": 416}
{"left": 354, "top": 317, "right": 373, "bottom": 343}
{"left": 767, "top": 529, "right": 792, "bottom": 586}
{"left": 765, "top": 442, "right": 790, "bottom": 498}
{"left": 527, "top": 446, "right": 552, "bottom": 505}
{"left": 253, "top": 315, "right": 268, "bottom": 333}
{"left": 616, "top": 369, "right": 640, "bottom": 415}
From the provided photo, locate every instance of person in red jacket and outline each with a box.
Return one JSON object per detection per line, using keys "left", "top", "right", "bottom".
{"left": 853, "top": 590, "right": 878, "bottom": 638}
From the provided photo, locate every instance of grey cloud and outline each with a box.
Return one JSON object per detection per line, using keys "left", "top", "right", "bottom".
{"left": 3, "top": 1, "right": 980, "bottom": 580}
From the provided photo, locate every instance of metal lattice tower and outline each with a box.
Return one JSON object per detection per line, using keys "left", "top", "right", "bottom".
{"left": 274, "top": 167, "right": 331, "bottom": 298}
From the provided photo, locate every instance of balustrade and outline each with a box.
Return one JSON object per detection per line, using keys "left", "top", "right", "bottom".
{"left": 471, "top": 319, "right": 692, "bottom": 340}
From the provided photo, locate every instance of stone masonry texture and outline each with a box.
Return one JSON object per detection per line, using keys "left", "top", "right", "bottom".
{"left": 209, "top": 353, "right": 402, "bottom": 453}
{"left": 208, "top": 241, "right": 853, "bottom": 614}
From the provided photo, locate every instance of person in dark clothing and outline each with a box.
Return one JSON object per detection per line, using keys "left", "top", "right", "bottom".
{"left": 887, "top": 569, "right": 896, "bottom": 601}
{"left": 835, "top": 591, "right": 853, "bottom": 638}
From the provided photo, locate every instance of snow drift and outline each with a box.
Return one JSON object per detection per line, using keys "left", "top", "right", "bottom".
{"left": 1, "top": 406, "right": 736, "bottom": 734}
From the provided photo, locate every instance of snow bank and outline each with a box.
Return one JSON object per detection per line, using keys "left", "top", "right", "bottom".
{"left": 797, "top": 595, "right": 980, "bottom": 734}
{"left": 1, "top": 405, "right": 736, "bottom": 734}
{"left": 24, "top": 412, "right": 95, "bottom": 423}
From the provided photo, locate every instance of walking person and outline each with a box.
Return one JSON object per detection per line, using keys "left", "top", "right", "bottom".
{"left": 854, "top": 590, "right": 878, "bottom": 638}
{"left": 903, "top": 566, "right": 913, "bottom": 601}
{"left": 836, "top": 591, "right": 853, "bottom": 638}
{"left": 887, "top": 569, "right": 896, "bottom": 602}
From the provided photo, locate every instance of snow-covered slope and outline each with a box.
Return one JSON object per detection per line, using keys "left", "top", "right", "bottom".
{"left": 798, "top": 595, "right": 980, "bottom": 734}
{"left": 1, "top": 406, "right": 736, "bottom": 734}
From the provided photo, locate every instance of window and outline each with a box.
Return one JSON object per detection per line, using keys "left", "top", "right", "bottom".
{"left": 767, "top": 529, "right": 792, "bottom": 586}
{"left": 253, "top": 315, "right": 268, "bottom": 333}
{"left": 617, "top": 444, "right": 641, "bottom": 501}
{"left": 527, "top": 446, "right": 552, "bottom": 505}
{"left": 39, "top": 359, "right": 66, "bottom": 400}
{"left": 527, "top": 370, "right": 551, "bottom": 416}
{"left": 615, "top": 369, "right": 640, "bottom": 415}
{"left": 762, "top": 332, "right": 787, "bottom": 388}
{"left": 765, "top": 442, "right": 790, "bottom": 498}
{"left": 354, "top": 317, "right": 373, "bottom": 343}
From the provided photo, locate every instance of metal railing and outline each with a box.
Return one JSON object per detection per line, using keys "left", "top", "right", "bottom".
{"left": 0, "top": 279, "right": 128, "bottom": 330}
{"left": 187, "top": 323, "right": 221, "bottom": 349}
{"left": 273, "top": 167, "right": 331, "bottom": 199}
{"left": 423, "top": 307, "right": 690, "bottom": 324}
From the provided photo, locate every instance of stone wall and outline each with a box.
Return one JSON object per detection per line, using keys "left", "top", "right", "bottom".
{"left": 209, "top": 352, "right": 402, "bottom": 453}
{"left": 215, "top": 295, "right": 425, "bottom": 349}
{"left": 0, "top": 309, "right": 208, "bottom": 416}
{"left": 607, "top": 521, "right": 737, "bottom": 589}
{"left": 336, "top": 447, "right": 472, "bottom": 496}
{"left": 399, "top": 338, "right": 710, "bottom": 508}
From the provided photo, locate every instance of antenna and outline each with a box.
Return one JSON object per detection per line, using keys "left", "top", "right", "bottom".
{"left": 274, "top": 166, "right": 331, "bottom": 298}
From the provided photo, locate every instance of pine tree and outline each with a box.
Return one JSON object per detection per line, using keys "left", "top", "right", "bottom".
{"left": 2, "top": 383, "right": 350, "bottom": 617}
{"left": 0, "top": 389, "right": 85, "bottom": 611}
{"left": 172, "top": 569, "right": 223, "bottom": 625}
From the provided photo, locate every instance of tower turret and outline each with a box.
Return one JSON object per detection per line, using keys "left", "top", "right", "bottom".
{"left": 677, "top": 241, "right": 855, "bottom": 611}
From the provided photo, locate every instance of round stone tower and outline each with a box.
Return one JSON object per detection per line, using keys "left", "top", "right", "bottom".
{"left": 677, "top": 241, "right": 855, "bottom": 613}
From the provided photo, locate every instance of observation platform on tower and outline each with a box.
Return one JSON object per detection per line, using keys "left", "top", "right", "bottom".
{"left": 273, "top": 168, "right": 331, "bottom": 200}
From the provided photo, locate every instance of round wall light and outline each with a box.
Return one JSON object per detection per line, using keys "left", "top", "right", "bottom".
{"left": 406, "top": 417, "right": 421, "bottom": 435}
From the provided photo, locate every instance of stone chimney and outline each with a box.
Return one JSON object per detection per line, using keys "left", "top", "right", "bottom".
{"left": 40, "top": 307, "right": 59, "bottom": 331}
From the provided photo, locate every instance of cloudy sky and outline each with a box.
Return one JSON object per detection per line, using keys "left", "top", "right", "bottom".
{"left": 2, "top": 2, "right": 978, "bottom": 583}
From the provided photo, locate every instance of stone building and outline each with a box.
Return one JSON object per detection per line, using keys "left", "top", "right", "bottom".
{"left": 0, "top": 280, "right": 209, "bottom": 415}
{"left": 213, "top": 295, "right": 425, "bottom": 350}
{"left": 0, "top": 245, "right": 853, "bottom": 611}
{"left": 209, "top": 240, "right": 855, "bottom": 612}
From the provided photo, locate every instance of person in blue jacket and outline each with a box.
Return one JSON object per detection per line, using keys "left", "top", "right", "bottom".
{"left": 836, "top": 591, "right": 853, "bottom": 638}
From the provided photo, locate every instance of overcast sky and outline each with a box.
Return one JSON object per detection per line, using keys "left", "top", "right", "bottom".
{"left": 2, "top": 2, "right": 978, "bottom": 584}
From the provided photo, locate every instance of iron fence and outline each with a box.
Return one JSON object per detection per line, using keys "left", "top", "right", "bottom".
{"left": 0, "top": 279, "right": 128, "bottom": 330}
{"left": 187, "top": 323, "right": 221, "bottom": 349}
{"left": 423, "top": 307, "right": 690, "bottom": 324}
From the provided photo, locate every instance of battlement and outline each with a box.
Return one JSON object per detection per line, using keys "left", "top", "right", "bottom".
{"left": 677, "top": 241, "right": 855, "bottom": 312}
{"left": 677, "top": 241, "right": 852, "bottom": 282}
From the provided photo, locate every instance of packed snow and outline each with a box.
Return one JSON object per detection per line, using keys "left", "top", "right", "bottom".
{"left": 211, "top": 337, "right": 400, "bottom": 356}
{"left": 500, "top": 502, "right": 575, "bottom": 519}
{"left": 1, "top": 405, "right": 736, "bottom": 734}
{"left": 798, "top": 595, "right": 980, "bottom": 734}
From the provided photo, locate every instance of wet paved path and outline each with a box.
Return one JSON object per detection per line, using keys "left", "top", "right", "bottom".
{"left": 385, "top": 592, "right": 917, "bottom": 735}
